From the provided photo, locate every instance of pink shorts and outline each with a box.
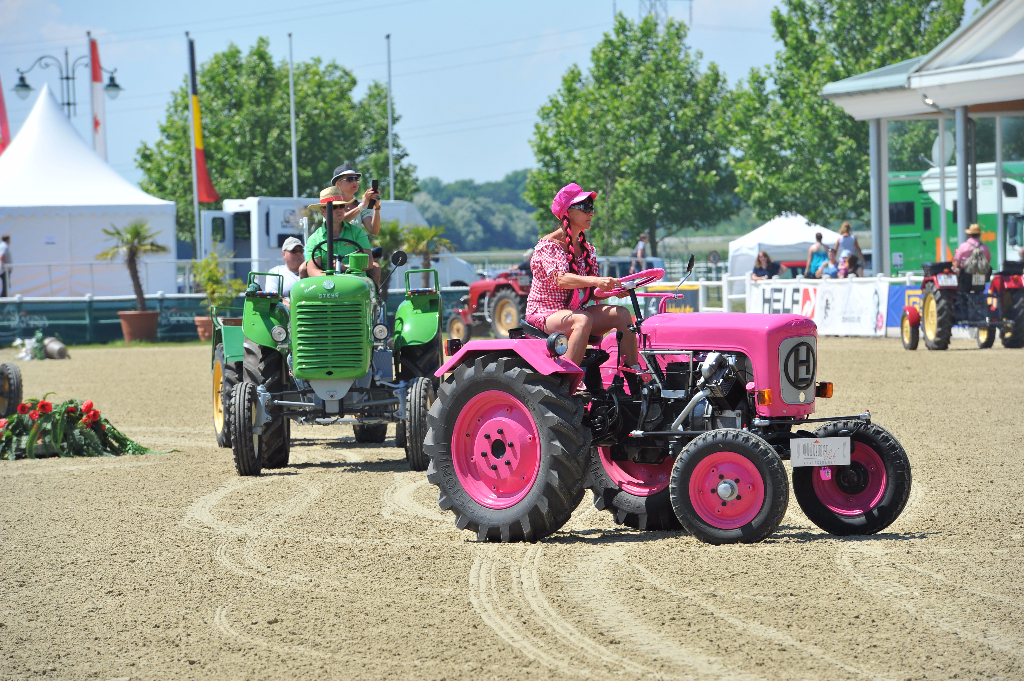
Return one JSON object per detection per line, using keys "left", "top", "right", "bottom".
{"left": 525, "top": 313, "right": 550, "bottom": 331}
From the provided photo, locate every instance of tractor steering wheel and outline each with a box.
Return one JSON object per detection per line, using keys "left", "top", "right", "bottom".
{"left": 310, "top": 237, "right": 368, "bottom": 270}
{"left": 592, "top": 268, "right": 665, "bottom": 299}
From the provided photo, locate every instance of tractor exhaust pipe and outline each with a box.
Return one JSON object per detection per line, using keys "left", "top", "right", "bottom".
{"left": 325, "top": 199, "right": 335, "bottom": 274}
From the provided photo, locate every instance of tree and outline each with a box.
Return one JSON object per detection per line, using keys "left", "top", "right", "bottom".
{"left": 525, "top": 15, "right": 735, "bottom": 257}
{"left": 96, "top": 219, "right": 170, "bottom": 311}
{"left": 372, "top": 219, "right": 406, "bottom": 298}
{"left": 726, "top": 0, "right": 964, "bottom": 224}
{"left": 136, "top": 38, "right": 417, "bottom": 244}
{"left": 404, "top": 225, "right": 452, "bottom": 287}
{"left": 413, "top": 192, "right": 537, "bottom": 251}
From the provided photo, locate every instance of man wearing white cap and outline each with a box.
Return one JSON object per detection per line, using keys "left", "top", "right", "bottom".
{"left": 265, "top": 237, "right": 305, "bottom": 298}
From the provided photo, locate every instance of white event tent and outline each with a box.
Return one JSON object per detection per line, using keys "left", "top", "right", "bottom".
{"left": 0, "top": 85, "right": 177, "bottom": 297}
{"left": 728, "top": 215, "right": 842, "bottom": 294}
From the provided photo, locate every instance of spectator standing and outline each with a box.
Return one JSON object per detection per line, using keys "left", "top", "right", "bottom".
{"left": 952, "top": 223, "right": 991, "bottom": 274}
{"left": 751, "top": 251, "right": 787, "bottom": 280}
{"left": 265, "top": 237, "right": 304, "bottom": 298}
{"left": 630, "top": 233, "right": 649, "bottom": 274}
{"left": 805, "top": 232, "right": 828, "bottom": 279}
{"left": 816, "top": 247, "right": 839, "bottom": 278}
{"left": 834, "top": 222, "right": 864, "bottom": 264}
{"left": 0, "top": 235, "right": 10, "bottom": 297}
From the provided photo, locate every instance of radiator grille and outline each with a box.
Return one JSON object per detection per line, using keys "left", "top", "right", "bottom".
{"left": 293, "top": 301, "right": 367, "bottom": 373}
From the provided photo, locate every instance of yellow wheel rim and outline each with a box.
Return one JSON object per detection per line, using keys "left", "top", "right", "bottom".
{"left": 213, "top": 361, "right": 224, "bottom": 432}
{"left": 979, "top": 328, "right": 989, "bottom": 344}
{"left": 923, "top": 295, "right": 938, "bottom": 340}
{"left": 901, "top": 315, "right": 912, "bottom": 345}
{"left": 448, "top": 317, "right": 466, "bottom": 340}
{"left": 493, "top": 299, "right": 519, "bottom": 336}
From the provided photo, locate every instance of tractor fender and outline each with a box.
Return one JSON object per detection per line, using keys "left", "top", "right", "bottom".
{"left": 436, "top": 339, "right": 583, "bottom": 384}
{"left": 902, "top": 305, "right": 920, "bottom": 327}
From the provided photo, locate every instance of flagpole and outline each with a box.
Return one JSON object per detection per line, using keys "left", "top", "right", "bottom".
{"left": 186, "top": 32, "right": 201, "bottom": 261}
{"left": 386, "top": 34, "right": 394, "bottom": 201}
{"left": 288, "top": 33, "right": 298, "bottom": 199}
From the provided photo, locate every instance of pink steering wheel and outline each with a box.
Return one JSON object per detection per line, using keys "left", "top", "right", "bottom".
{"left": 592, "top": 268, "right": 665, "bottom": 299}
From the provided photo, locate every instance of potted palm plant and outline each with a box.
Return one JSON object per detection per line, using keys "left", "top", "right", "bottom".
{"left": 404, "top": 225, "right": 452, "bottom": 288}
{"left": 96, "top": 219, "right": 169, "bottom": 344}
{"left": 192, "top": 252, "right": 246, "bottom": 340}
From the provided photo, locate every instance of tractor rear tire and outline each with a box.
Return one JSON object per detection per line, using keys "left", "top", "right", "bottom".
{"left": 424, "top": 353, "right": 590, "bottom": 542}
{"left": 1001, "top": 290, "right": 1024, "bottom": 348}
{"left": 977, "top": 326, "right": 996, "bottom": 349}
{"left": 586, "top": 447, "right": 682, "bottom": 531}
{"left": 353, "top": 423, "right": 388, "bottom": 443}
{"left": 405, "top": 376, "right": 435, "bottom": 471}
{"left": 921, "top": 284, "right": 952, "bottom": 351}
{"left": 213, "top": 344, "right": 240, "bottom": 448}
{"left": 242, "top": 340, "right": 290, "bottom": 468}
{"left": 447, "top": 313, "right": 471, "bottom": 343}
{"left": 792, "top": 421, "right": 911, "bottom": 536}
{"left": 230, "top": 382, "right": 262, "bottom": 476}
{"left": 669, "top": 430, "right": 789, "bottom": 545}
{"left": 0, "top": 362, "right": 23, "bottom": 418}
{"left": 490, "top": 289, "right": 523, "bottom": 339}
{"left": 900, "top": 311, "right": 919, "bottom": 350}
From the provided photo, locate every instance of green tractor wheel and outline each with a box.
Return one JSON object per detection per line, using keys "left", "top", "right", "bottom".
{"left": 213, "top": 344, "right": 240, "bottom": 448}
{"left": 395, "top": 420, "right": 407, "bottom": 449}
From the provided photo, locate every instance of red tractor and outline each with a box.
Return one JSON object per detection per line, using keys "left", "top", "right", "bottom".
{"left": 447, "top": 267, "right": 532, "bottom": 341}
{"left": 901, "top": 260, "right": 1024, "bottom": 350}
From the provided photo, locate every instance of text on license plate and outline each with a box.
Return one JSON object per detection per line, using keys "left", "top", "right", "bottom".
{"left": 790, "top": 437, "right": 851, "bottom": 467}
{"left": 936, "top": 274, "right": 957, "bottom": 287}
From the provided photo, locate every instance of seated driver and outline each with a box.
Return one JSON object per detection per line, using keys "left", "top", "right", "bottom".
{"left": 524, "top": 182, "right": 639, "bottom": 370}
{"left": 302, "top": 186, "right": 380, "bottom": 285}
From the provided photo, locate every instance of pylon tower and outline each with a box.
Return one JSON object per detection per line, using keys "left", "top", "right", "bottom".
{"left": 639, "top": 0, "right": 668, "bottom": 23}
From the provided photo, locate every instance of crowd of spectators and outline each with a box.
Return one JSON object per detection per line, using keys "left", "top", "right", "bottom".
{"left": 753, "top": 222, "right": 867, "bottom": 282}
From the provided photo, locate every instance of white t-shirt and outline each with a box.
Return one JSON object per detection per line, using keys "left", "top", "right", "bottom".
{"left": 265, "top": 265, "right": 300, "bottom": 297}
{"left": 635, "top": 240, "right": 646, "bottom": 259}
{"left": 0, "top": 241, "right": 9, "bottom": 266}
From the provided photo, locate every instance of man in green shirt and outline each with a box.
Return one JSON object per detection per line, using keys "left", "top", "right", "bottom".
{"left": 303, "top": 185, "right": 380, "bottom": 285}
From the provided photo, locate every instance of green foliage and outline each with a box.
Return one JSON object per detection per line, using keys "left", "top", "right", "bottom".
{"left": 136, "top": 37, "right": 417, "bottom": 244}
{"left": 726, "top": 0, "right": 964, "bottom": 224}
{"left": 96, "top": 218, "right": 170, "bottom": 311}
{"left": 192, "top": 252, "right": 246, "bottom": 313}
{"left": 404, "top": 225, "right": 452, "bottom": 286}
{"left": 525, "top": 15, "right": 735, "bottom": 257}
{"left": 413, "top": 192, "right": 537, "bottom": 251}
{"left": 889, "top": 120, "right": 939, "bottom": 173}
{"left": 418, "top": 170, "right": 534, "bottom": 212}
{"left": 372, "top": 219, "right": 406, "bottom": 294}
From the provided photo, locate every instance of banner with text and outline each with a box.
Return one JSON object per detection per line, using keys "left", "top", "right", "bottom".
{"left": 747, "top": 279, "right": 889, "bottom": 337}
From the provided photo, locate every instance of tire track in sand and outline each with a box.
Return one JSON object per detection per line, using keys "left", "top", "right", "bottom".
{"left": 214, "top": 604, "right": 332, "bottom": 660}
{"left": 380, "top": 474, "right": 452, "bottom": 528}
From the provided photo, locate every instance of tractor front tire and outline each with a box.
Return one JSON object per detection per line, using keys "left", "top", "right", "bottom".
{"left": 0, "top": 362, "right": 23, "bottom": 418}
{"left": 490, "top": 289, "right": 523, "bottom": 339}
{"left": 447, "top": 313, "right": 471, "bottom": 344}
{"left": 230, "top": 382, "right": 262, "bottom": 476}
{"left": 1001, "top": 290, "right": 1024, "bottom": 348}
{"left": 587, "top": 447, "right": 681, "bottom": 531}
{"left": 405, "top": 376, "right": 435, "bottom": 471}
{"left": 900, "top": 311, "right": 919, "bottom": 350}
{"left": 922, "top": 284, "right": 952, "bottom": 350}
{"left": 977, "top": 326, "right": 996, "bottom": 349}
{"left": 424, "top": 353, "right": 589, "bottom": 542}
{"left": 213, "top": 344, "right": 240, "bottom": 447}
{"left": 353, "top": 423, "right": 388, "bottom": 443}
{"left": 242, "top": 340, "right": 290, "bottom": 468}
{"left": 396, "top": 420, "right": 407, "bottom": 449}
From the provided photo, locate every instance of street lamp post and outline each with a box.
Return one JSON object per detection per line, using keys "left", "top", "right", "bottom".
{"left": 13, "top": 46, "right": 121, "bottom": 118}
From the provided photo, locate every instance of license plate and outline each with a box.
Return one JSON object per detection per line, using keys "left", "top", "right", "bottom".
{"left": 972, "top": 274, "right": 986, "bottom": 286}
{"left": 517, "top": 276, "right": 532, "bottom": 287}
{"left": 936, "top": 274, "right": 957, "bottom": 287}
{"left": 790, "top": 437, "right": 851, "bottom": 467}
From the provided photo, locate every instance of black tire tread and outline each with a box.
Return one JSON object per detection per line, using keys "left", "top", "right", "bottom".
{"left": 424, "top": 353, "right": 589, "bottom": 542}
{"left": 243, "top": 340, "right": 289, "bottom": 468}
{"left": 587, "top": 448, "right": 681, "bottom": 531}
{"left": 406, "top": 376, "right": 434, "bottom": 471}
{"left": 353, "top": 423, "right": 388, "bottom": 443}
{"left": 395, "top": 420, "right": 407, "bottom": 449}
{"left": 923, "top": 284, "right": 952, "bottom": 351}
{"left": 0, "top": 361, "right": 24, "bottom": 418}
{"left": 900, "top": 312, "right": 919, "bottom": 351}
{"left": 1001, "top": 290, "right": 1024, "bottom": 348}
{"left": 230, "top": 382, "right": 262, "bottom": 476}
{"left": 214, "top": 344, "right": 240, "bottom": 448}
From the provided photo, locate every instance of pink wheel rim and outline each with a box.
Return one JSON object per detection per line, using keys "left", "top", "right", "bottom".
{"left": 598, "top": 446, "right": 672, "bottom": 497}
{"left": 811, "top": 442, "right": 887, "bottom": 516}
{"left": 451, "top": 390, "right": 542, "bottom": 510}
{"left": 688, "top": 451, "right": 766, "bottom": 530}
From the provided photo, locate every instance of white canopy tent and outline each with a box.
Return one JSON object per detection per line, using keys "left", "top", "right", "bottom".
{"left": 728, "top": 215, "right": 842, "bottom": 294}
{"left": 0, "top": 85, "right": 177, "bottom": 297}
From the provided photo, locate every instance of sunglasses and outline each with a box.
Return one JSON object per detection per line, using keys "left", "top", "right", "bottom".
{"left": 340, "top": 174, "right": 361, "bottom": 183}
{"left": 569, "top": 198, "right": 595, "bottom": 215}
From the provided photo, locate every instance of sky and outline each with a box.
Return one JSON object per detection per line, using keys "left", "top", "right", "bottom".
{"left": 0, "top": 0, "right": 982, "bottom": 191}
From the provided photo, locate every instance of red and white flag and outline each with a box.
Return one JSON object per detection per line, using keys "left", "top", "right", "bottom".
{"left": 90, "top": 38, "right": 107, "bottom": 160}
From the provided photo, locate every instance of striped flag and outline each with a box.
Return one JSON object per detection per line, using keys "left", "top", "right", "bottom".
{"left": 187, "top": 37, "right": 219, "bottom": 203}
{"left": 0, "top": 73, "right": 10, "bottom": 156}
{"left": 90, "top": 37, "right": 107, "bottom": 160}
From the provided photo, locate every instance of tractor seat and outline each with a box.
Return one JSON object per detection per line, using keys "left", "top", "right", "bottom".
{"left": 512, "top": 322, "right": 604, "bottom": 346}
{"left": 958, "top": 270, "right": 990, "bottom": 294}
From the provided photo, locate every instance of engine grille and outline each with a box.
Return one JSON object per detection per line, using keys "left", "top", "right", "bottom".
{"left": 293, "top": 300, "right": 367, "bottom": 374}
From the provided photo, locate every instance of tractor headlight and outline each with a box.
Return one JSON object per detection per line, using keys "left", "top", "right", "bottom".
{"left": 271, "top": 325, "right": 288, "bottom": 342}
{"left": 546, "top": 332, "right": 569, "bottom": 357}
{"left": 372, "top": 323, "right": 390, "bottom": 341}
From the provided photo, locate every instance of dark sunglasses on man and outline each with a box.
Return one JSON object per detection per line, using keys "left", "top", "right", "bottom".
{"left": 569, "top": 197, "right": 595, "bottom": 214}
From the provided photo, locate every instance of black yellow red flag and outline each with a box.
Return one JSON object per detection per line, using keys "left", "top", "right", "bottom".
{"left": 188, "top": 38, "right": 219, "bottom": 203}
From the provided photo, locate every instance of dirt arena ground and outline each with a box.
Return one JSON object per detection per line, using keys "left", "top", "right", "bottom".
{"left": 1, "top": 337, "right": 1022, "bottom": 680}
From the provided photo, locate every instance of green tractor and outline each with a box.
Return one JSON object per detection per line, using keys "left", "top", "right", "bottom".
{"left": 210, "top": 207, "right": 442, "bottom": 475}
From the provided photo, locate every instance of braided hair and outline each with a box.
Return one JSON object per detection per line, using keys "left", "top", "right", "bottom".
{"left": 562, "top": 204, "right": 597, "bottom": 308}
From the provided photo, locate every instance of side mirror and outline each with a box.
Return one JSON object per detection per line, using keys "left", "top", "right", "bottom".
{"left": 686, "top": 254, "right": 695, "bottom": 273}
{"left": 391, "top": 250, "right": 408, "bottom": 267}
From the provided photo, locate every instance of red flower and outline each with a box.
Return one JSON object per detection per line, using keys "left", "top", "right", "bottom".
{"left": 66, "top": 406, "right": 77, "bottom": 414}
{"left": 29, "top": 410, "right": 40, "bottom": 421}
{"left": 101, "top": 425, "right": 107, "bottom": 431}
{"left": 80, "top": 417, "right": 90, "bottom": 426}
{"left": 87, "top": 410, "right": 100, "bottom": 422}
{"left": 0, "top": 419, "right": 7, "bottom": 429}
{"left": 38, "top": 401, "right": 52, "bottom": 414}
{"left": 17, "top": 403, "right": 29, "bottom": 415}
{"left": 82, "top": 400, "right": 94, "bottom": 412}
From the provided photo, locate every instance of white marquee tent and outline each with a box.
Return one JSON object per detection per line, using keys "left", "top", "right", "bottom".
{"left": 0, "top": 85, "right": 177, "bottom": 297}
{"left": 728, "top": 215, "right": 843, "bottom": 294}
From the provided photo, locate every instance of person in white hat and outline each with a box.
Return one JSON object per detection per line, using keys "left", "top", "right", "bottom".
{"left": 265, "top": 236, "right": 305, "bottom": 298}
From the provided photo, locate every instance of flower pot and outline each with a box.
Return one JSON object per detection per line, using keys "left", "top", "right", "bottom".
{"left": 117, "top": 310, "right": 160, "bottom": 345}
{"left": 194, "top": 316, "right": 213, "bottom": 341}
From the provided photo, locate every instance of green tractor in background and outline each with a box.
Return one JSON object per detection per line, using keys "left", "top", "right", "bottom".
{"left": 210, "top": 205, "right": 443, "bottom": 475}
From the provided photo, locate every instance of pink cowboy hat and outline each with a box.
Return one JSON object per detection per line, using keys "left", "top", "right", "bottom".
{"left": 551, "top": 183, "right": 597, "bottom": 220}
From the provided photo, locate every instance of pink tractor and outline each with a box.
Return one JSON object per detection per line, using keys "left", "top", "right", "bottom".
{"left": 424, "top": 259, "right": 912, "bottom": 544}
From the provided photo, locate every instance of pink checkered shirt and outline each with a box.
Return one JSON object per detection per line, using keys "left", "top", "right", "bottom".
{"left": 525, "top": 238, "right": 598, "bottom": 328}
